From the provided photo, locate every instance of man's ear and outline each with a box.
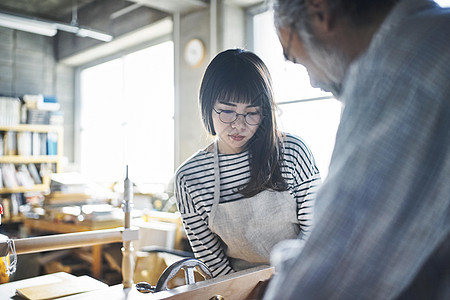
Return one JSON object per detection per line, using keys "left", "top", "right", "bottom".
{"left": 306, "top": 0, "right": 333, "bottom": 32}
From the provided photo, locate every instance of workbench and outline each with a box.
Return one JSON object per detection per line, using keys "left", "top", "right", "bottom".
{"left": 0, "top": 266, "right": 274, "bottom": 299}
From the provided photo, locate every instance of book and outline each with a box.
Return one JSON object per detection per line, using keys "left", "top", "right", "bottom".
{"left": 17, "top": 164, "right": 34, "bottom": 188}
{"left": 46, "top": 132, "right": 58, "bottom": 155}
{"left": 22, "top": 94, "right": 40, "bottom": 109}
{"left": 49, "top": 111, "right": 64, "bottom": 126}
{"left": 26, "top": 109, "right": 50, "bottom": 125}
{"left": 1, "top": 164, "right": 18, "bottom": 188}
{"left": 0, "top": 97, "right": 20, "bottom": 126}
{"left": 17, "top": 132, "right": 32, "bottom": 156}
{"left": 39, "top": 133, "right": 47, "bottom": 155}
{"left": 0, "top": 166, "right": 3, "bottom": 189}
{"left": 50, "top": 172, "right": 91, "bottom": 194}
{"left": 23, "top": 94, "right": 61, "bottom": 112}
{"left": 0, "top": 133, "right": 4, "bottom": 156}
{"left": 38, "top": 95, "right": 61, "bottom": 111}
{"left": 10, "top": 193, "right": 20, "bottom": 216}
{"left": 28, "top": 164, "right": 42, "bottom": 184}
{"left": 5, "top": 131, "right": 17, "bottom": 155}
{"left": 32, "top": 132, "right": 40, "bottom": 156}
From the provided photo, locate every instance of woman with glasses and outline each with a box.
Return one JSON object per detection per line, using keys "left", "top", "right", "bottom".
{"left": 174, "top": 49, "right": 321, "bottom": 277}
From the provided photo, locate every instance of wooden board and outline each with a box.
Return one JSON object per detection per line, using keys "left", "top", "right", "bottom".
{"left": 4, "top": 266, "right": 274, "bottom": 300}
{"left": 160, "top": 265, "right": 274, "bottom": 300}
{"left": 16, "top": 275, "right": 108, "bottom": 300}
{"left": 60, "top": 266, "right": 274, "bottom": 300}
{"left": 0, "top": 272, "right": 75, "bottom": 299}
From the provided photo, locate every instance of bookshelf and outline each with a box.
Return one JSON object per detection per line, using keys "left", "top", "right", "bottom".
{"left": 0, "top": 124, "right": 63, "bottom": 194}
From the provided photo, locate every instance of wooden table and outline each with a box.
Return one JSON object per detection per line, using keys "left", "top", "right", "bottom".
{"left": 22, "top": 218, "right": 123, "bottom": 278}
{"left": 0, "top": 266, "right": 274, "bottom": 299}
{"left": 64, "top": 265, "right": 274, "bottom": 299}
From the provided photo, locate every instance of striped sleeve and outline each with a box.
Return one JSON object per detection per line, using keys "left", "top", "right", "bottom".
{"left": 174, "top": 155, "right": 234, "bottom": 277}
{"left": 282, "top": 133, "right": 322, "bottom": 239}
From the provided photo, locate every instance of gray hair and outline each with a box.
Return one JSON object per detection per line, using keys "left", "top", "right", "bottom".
{"left": 272, "top": 0, "right": 308, "bottom": 32}
{"left": 272, "top": 0, "right": 399, "bottom": 30}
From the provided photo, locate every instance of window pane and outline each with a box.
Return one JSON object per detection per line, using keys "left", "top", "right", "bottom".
{"left": 80, "top": 58, "right": 124, "bottom": 182}
{"left": 253, "top": 10, "right": 332, "bottom": 101}
{"left": 123, "top": 42, "right": 174, "bottom": 185}
{"left": 276, "top": 100, "right": 341, "bottom": 178}
{"left": 80, "top": 59, "right": 123, "bottom": 128}
{"left": 80, "top": 41, "right": 174, "bottom": 186}
{"left": 435, "top": 0, "right": 450, "bottom": 7}
{"left": 252, "top": 9, "right": 341, "bottom": 179}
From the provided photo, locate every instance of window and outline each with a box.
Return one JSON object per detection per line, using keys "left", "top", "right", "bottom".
{"left": 79, "top": 41, "right": 174, "bottom": 187}
{"left": 252, "top": 9, "right": 341, "bottom": 179}
{"left": 435, "top": 0, "right": 450, "bottom": 7}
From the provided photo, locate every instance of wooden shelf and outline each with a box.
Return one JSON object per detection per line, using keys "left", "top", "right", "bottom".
{"left": 0, "top": 184, "right": 49, "bottom": 194}
{"left": 0, "top": 124, "right": 63, "bottom": 194}
{"left": 0, "top": 124, "right": 62, "bottom": 133}
{"left": 23, "top": 218, "right": 124, "bottom": 233}
{"left": 1, "top": 215, "right": 23, "bottom": 223}
{"left": 0, "top": 155, "right": 60, "bottom": 164}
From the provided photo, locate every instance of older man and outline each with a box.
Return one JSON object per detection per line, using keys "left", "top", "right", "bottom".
{"left": 264, "top": 0, "right": 450, "bottom": 299}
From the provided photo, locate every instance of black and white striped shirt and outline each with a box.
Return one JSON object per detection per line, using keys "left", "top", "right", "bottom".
{"left": 175, "top": 133, "right": 321, "bottom": 277}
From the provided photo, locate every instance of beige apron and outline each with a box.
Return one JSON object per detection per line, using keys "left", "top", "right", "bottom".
{"left": 208, "top": 140, "right": 300, "bottom": 271}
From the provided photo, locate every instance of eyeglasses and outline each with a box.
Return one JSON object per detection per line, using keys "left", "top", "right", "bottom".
{"left": 213, "top": 108, "right": 262, "bottom": 126}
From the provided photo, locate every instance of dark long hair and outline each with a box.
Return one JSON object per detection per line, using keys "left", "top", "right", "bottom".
{"left": 199, "top": 48, "right": 288, "bottom": 197}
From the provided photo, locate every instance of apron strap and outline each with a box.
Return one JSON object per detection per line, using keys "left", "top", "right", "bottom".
{"left": 209, "top": 139, "right": 221, "bottom": 225}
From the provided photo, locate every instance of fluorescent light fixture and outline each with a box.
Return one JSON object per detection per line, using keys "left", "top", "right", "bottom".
{"left": 52, "top": 23, "right": 112, "bottom": 42}
{"left": 76, "top": 28, "right": 113, "bottom": 42}
{"left": 0, "top": 12, "right": 57, "bottom": 36}
{"left": 0, "top": 12, "right": 113, "bottom": 42}
{"left": 54, "top": 23, "right": 79, "bottom": 34}
{"left": 129, "top": 0, "right": 207, "bottom": 14}
{"left": 60, "top": 17, "right": 172, "bottom": 66}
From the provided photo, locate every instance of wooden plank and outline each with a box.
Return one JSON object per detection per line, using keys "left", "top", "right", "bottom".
{"left": 0, "top": 272, "right": 76, "bottom": 299}
{"left": 16, "top": 275, "right": 108, "bottom": 300}
{"left": 23, "top": 218, "right": 123, "bottom": 233}
{"left": 0, "top": 155, "right": 59, "bottom": 164}
{"left": 0, "top": 183, "right": 49, "bottom": 193}
{"left": 59, "top": 266, "right": 274, "bottom": 300}
{"left": 0, "top": 125, "right": 63, "bottom": 133}
{"left": 159, "top": 265, "right": 274, "bottom": 300}
{"left": 12, "top": 228, "right": 128, "bottom": 255}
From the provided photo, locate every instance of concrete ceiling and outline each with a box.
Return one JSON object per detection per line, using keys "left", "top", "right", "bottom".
{"left": 0, "top": 0, "right": 262, "bottom": 21}
{"left": 0, "top": 0, "right": 100, "bottom": 22}
{"left": 0, "top": 0, "right": 263, "bottom": 52}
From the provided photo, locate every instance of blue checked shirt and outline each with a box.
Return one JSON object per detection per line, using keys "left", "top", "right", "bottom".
{"left": 264, "top": 0, "right": 450, "bottom": 299}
